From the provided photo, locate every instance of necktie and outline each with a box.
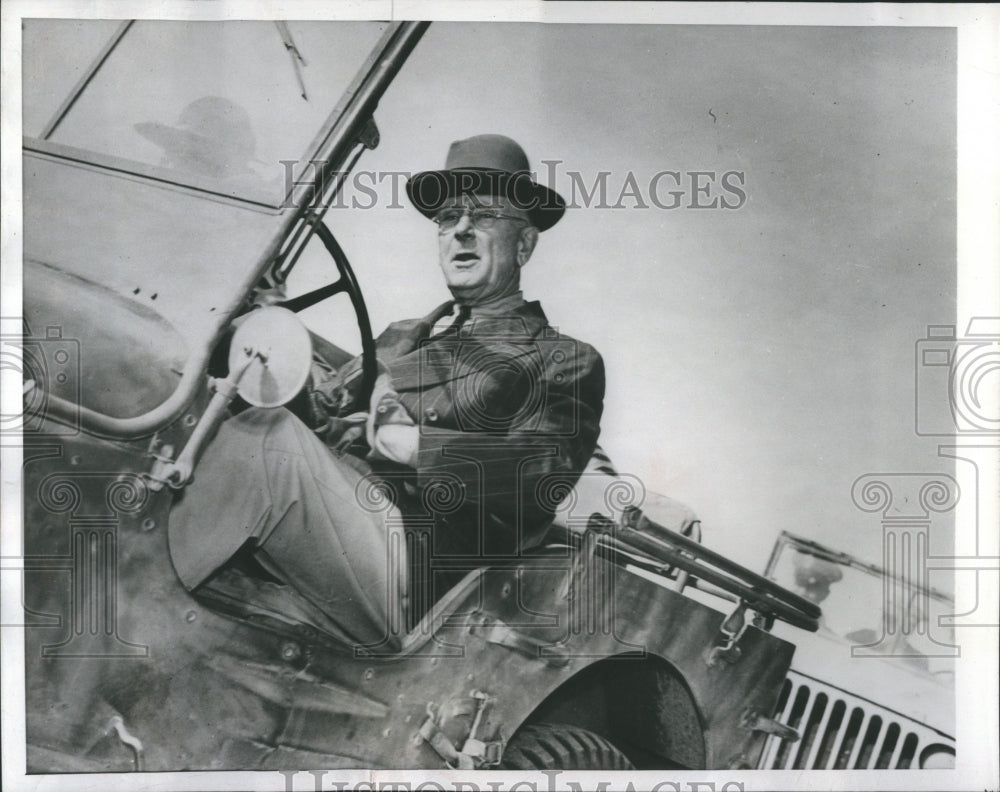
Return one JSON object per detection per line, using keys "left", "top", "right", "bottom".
{"left": 430, "top": 304, "right": 471, "bottom": 339}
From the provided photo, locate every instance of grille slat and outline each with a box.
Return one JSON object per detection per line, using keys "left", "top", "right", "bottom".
{"left": 759, "top": 679, "right": 795, "bottom": 768}
{"left": 826, "top": 703, "right": 852, "bottom": 768}
{"left": 886, "top": 726, "right": 909, "bottom": 769}
{"left": 832, "top": 706, "right": 866, "bottom": 769}
{"left": 896, "top": 732, "right": 921, "bottom": 769}
{"left": 865, "top": 718, "right": 890, "bottom": 770}
{"left": 840, "top": 709, "right": 867, "bottom": 768}
{"left": 812, "top": 698, "right": 847, "bottom": 768}
{"left": 757, "top": 671, "right": 953, "bottom": 770}
{"left": 774, "top": 682, "right": 812, "bottom": 769}
{"left": 851, "top": 713, "right": 880, "bottom": 768}
{"left": 802, "top": 694, "right": 835, "bottom": 768}
{"left": 790, "top": 687, "right": 819, "bottom": 768}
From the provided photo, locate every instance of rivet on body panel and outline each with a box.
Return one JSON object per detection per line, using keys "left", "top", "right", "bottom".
{"left": 280, "top": 642, "right": 302, "bottom": 662}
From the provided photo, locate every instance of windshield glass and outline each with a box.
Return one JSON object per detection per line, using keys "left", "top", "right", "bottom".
{"left": 24, "top": 20, "right": 389, "bottom": 205}
{"left": 767, "top": 539, "right": 955, "bottom": 670}
{"left": 22, "top": 19, "right": 124, "bottom": 138}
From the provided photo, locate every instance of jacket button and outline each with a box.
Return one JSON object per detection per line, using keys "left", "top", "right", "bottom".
{"left": 424, "top": 408, "right": 438, "bottom": 422}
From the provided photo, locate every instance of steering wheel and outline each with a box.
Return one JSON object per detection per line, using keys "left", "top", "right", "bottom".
{"left": 276, "top": 218, "right": 378, "bottom": 410}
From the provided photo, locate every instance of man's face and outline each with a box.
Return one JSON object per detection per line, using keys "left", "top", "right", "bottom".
{"left": 436, "top": 196, "right": 537, "bottom": 305}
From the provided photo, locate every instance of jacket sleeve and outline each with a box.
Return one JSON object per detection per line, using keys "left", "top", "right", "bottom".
{"left": 412, "top": 342, "right": 605, "bottom": 550}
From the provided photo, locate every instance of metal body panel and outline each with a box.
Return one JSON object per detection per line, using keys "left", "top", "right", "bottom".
{"left": 23, "top": 432, "right": 794, "bottom": 770}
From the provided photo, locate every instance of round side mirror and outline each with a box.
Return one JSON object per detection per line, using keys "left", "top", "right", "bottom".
{"left": 228, "top": 306, "right": 312, "bottom": 407}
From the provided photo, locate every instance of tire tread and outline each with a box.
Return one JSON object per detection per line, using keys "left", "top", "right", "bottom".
{"left": 501, "top": 723, "right": 634, "bottom": 770}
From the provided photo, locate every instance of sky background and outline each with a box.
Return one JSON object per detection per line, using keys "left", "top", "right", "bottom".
{"left": 21, "top": 21, "right": 958, "bottom": 578}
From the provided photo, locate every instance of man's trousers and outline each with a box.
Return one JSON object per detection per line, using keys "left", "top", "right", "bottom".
{"left": 168, "top": 408, "right": 408, "bottom": 649}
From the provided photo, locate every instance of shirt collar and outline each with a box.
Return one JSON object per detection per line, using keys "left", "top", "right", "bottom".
{"left": 458, "top": 290, "right": 526, "bottom": 317}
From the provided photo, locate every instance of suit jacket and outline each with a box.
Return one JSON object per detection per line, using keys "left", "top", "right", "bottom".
{"left": 168, "top": 300, "right": 605, "bottom": 629}
{"left": 331, "top": 299, "right": 606, "bottom": 558}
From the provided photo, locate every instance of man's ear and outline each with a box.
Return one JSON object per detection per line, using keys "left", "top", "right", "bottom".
{"left": 517, "top": 226, "right": 539, "bottom": 267}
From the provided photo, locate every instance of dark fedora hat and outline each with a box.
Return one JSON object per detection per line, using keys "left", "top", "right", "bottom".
{"left": 135, "top": 96, "right": 259, "bottom": 178}
{"left": 406, "top": 134, "right": 565, "bottom": 231}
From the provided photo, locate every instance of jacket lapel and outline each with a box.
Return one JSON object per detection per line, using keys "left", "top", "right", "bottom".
{"left": 384, "top": 301, "right": 550, "bottom": 392}
{"left": 373, "top": 300, "right": 453, "bottom": 361}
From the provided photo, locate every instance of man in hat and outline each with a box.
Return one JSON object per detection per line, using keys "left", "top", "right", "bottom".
{"left": 169, "top": 134, "right": 605, "bottom": 647}
{"left": 790, "top": 553, "right": 844, "bottom": 605}
{"left": 136, "top": 96, "right": 260, "bottom": 180}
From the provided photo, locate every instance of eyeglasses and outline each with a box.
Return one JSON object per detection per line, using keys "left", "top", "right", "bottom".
{"left": 433, "top": 207, "right": 528, "bottom": 233}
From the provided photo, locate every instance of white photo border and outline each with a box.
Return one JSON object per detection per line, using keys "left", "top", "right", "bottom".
{"left": 2, "top": 2, "right": 997, "bottom": 791}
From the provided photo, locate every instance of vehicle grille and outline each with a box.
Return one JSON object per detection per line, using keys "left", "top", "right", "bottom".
{"left": 757, "top": 671, "right": 954, "bottom": 769}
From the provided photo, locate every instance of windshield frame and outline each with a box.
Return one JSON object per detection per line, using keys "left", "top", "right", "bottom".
{"left": 764, "top": 529, "right": 956, "bottom": 663}
{"left": 764, "top": 530, "right": 954, "bottom": 608}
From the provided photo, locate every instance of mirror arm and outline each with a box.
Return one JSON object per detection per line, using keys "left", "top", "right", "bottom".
{"left": 146, "top": 348, "right": 260, "bottom": 491}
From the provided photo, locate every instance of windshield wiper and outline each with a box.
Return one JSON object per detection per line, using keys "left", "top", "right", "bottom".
{"left": 275, "top": 21, "right": 309, "bottom": 101}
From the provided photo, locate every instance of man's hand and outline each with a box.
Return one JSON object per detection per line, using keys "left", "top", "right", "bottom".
{"left": 365, "top": 372, "right": 419, "bottom": 467}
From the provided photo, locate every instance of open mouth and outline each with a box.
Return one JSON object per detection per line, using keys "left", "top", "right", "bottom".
{"left": 452, "top": 252, "right": 479, "bottom": 264}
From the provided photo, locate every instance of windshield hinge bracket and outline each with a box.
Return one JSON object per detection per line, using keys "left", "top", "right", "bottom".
{"left": 706, "top": 601, "right": 749, "bottom": 666}
{"left": 356, "top": 116, "right": 380, "bottom": 151}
